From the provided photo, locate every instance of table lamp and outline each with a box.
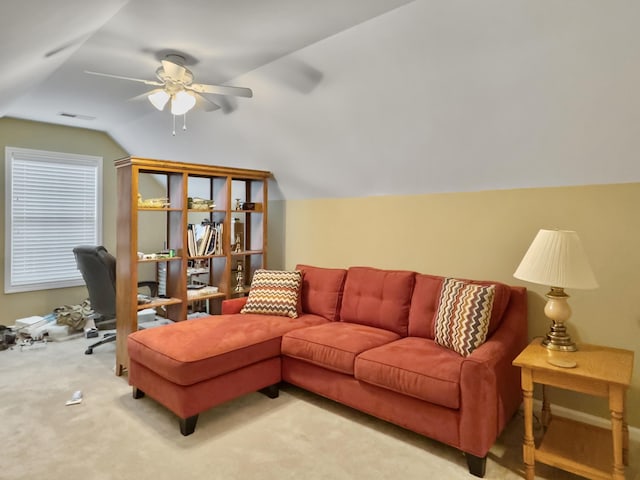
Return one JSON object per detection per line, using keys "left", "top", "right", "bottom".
{"left": 514, "top": 229, "right": 598, "bottom": 352}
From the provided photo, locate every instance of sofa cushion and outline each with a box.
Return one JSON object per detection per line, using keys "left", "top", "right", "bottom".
{"left": 339, "top": 267, "right": 415, "bottom": 336}
{"left": 355, "top": 337, "right": 463, "bottom": 409}
{"left": 128, "top": 313, "right": 328, "bottom": 386}
{"left": 241, "top": 269, "right": 303, "bottom": 318}
{"left": 296, "top": 264, "right": 347, "bottom": 322}
{"left": 281, "top": 322, "right": 400, "bottom": 375}
{"left": 408, "top": 274, "right": 512, "bottom": 339}
{"left": 433, "top": 278, "right": 495, "bottom": 357}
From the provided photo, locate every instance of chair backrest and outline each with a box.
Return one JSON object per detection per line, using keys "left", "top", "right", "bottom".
{"left": 73, "top": 245, "right": 116, "bottom": 319}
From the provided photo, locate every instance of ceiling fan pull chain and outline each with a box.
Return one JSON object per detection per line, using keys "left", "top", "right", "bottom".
{"left": 172, "top": 114, "right": 176, "bottom": 136}
{"left": 183, "top": 113, "right": 187, "bottom": 131}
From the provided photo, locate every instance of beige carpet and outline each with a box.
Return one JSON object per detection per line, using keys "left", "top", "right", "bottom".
{"left": 0, "top": 335, "right": 637, "bottom": 480}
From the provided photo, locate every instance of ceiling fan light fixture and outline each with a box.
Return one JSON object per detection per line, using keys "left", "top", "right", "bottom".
{"left": 148, "top": 90, "right": 170, "bottom": 111}
{"left": 171, "top": 90, "right": 196, "bottom": 115}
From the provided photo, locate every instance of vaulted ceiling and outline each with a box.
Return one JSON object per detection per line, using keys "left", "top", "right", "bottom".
{"left": 0, "top": 0, "right": 411, "bottom": 130}
{"left": 2, "top": 1, "right": 639, "bottom": 199}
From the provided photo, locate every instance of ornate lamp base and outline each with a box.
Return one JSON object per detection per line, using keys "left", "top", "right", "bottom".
{"left": 542, "top": 287, "right": 578, "bottom": 352}
{"left": 542, "top": 321, "right": 577, "bottom": 352}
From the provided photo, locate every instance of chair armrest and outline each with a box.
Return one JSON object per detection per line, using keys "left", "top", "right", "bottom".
{"left": 222, "top": 297, "right": 248, "bottom": 315}
{"left": 138, "top": 280, "right": 159, "bottom": 297}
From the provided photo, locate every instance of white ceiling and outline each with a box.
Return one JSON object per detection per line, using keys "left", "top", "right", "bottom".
{"left": 0, "top": 0, "right": 413, "bottom": 131}
{"left": 2, "top": 1, "right": 639, "bottom": 200}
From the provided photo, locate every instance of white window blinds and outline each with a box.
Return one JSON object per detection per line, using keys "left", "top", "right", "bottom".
{"left": 5, "top": 147, "right": 103, "bottom": 293}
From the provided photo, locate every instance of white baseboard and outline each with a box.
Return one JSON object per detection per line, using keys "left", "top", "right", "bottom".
{"left": 529, "top": 399, "right": 640, "bottom": 442}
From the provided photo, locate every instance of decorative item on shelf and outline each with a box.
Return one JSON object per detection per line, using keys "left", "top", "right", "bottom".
{"left": 242, "top": 202, "right": 255, "bottom": 211}
{"left": 231, "top": 217, "right": 244, "bottom": 253}
{"left": 235, "top": 261, "right": 244, "bottom": 292}
{"left": 514, "top": 229, "right": 598, "bottom": 355}
{"left": 235, "top": 198, "right": 242, "bottom": 210}
{"left": 188, "top": 197, "right": 215, "bottom": 210}
{"left": 137, "top": 193, "right": 169, "bottom": 208}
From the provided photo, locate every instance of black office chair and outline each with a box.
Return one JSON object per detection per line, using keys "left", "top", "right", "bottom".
{"left": 73, "top": 246, "right": 158, "bottom": 355}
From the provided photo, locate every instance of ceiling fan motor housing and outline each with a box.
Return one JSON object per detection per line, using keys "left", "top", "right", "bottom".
{"left": 156, "top": 67, "right": 193, "bottom": 94}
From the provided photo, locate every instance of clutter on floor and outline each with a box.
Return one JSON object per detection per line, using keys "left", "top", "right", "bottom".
{"left": 65, "top": 390, "right": 83, "bottom": 406}
{"left": 2, "top": 302, "right": 177, "bottom": 353}
{"left": 11, "top": 312, "right": 84, "bottom": 343}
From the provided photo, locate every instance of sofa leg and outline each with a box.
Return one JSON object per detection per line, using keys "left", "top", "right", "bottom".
{"left": 179, "top": 415, "right": 199, "bottom": 436}
{"left": 465, "top": 453, "right": 487, "bottom": 478}
{"left": 259, "top": 383, "right": 279, "bottom": 399}
{"left": 132, "top": 387, "right": 145, "bottom": 399}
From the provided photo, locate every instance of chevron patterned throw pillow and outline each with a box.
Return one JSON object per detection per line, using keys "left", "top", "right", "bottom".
{"left": 241, "top": 269, "right": 303, "bottom": 318}
{"left": 434, "top": 278, "right": 496, "bottom": 357}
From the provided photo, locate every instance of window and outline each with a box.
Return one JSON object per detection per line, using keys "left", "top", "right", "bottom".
{"left": 5, "top": 147, "right": 103, "bottom": 293}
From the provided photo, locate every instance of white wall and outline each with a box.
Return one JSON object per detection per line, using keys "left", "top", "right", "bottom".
{"left": 111, "top": 0, "right": 640, "bottom": 200}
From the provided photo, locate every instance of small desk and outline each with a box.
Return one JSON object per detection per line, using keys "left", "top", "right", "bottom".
{"left": 513, "top": 338, "right": 633, "bottom": 480}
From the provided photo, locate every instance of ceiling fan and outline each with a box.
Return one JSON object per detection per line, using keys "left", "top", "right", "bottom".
{"left": 85, "top": 54, "right": 252, "bottom": 117}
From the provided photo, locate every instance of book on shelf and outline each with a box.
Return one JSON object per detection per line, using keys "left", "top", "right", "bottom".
{"left": 187, "top": 221, "right": 223, "bottom": 257}
{"left": 194, "top": 223, "right": 209, "bottom": 256}
{"left": 187, "top": 224, "right": 196, "bottom": 257}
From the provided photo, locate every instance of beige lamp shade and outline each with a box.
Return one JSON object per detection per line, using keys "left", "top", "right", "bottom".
{"left": 514, "top": 229, "right": 598, "bottom": 353}
{"left": 514, "top": 229, "right": 598, "bottom": 290}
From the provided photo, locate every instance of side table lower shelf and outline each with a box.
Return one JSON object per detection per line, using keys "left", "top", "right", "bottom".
{"left": 538, "top": 416, "right": 614, "bottom": 479}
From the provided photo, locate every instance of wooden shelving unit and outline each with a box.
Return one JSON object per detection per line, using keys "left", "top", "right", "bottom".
{"left": 115, "top": 157, "right": 271, "bottom": 375}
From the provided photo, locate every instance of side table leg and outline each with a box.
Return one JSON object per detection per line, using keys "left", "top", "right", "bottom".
{"left": 522, "top": 369, "right": 535, "bottom": 480}
{"left": 623, "top": 394, "right": 629, "bottom": 466}
{"left": 610, "top": 386, "right": 625, "bottom": 480}
{"left": 541, "top": 384, "right": 551, "bottom": 429}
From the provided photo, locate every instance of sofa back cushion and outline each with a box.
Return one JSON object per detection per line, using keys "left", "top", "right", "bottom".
{"left": 339, "top": 267, "right": 415, "bottom": 336}
{"left": 408, "top": 274, "right": 512, "bottom": 339}
{"left": 296, "top": 264, "right": 347, "bottom": 322}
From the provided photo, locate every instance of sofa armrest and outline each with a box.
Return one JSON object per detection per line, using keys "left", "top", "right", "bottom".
{"left": 222, "top": 297, "right": 248, "bottom": 315}
{"left": 458, "top": 286, "right": 528, "bottom": 457}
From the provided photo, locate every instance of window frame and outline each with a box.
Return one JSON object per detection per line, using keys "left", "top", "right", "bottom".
{"left": 4, "top": 146, "right": 103, "bottom": 293}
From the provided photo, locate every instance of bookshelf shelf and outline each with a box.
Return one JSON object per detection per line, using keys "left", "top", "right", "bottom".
{"left": 231, "top": 249, "right": 263, "bottom": 255}
{"left": 138, "top": 207, "right": 183, "bottom": 212}
{"left": 138, "top": 257, "right": 183, "bottom": 263}
{"left": 137, "top": 297, "right": 182, "bottom": 310}
{"left": 115, "top": 157, "right": 271, "bottom": 376}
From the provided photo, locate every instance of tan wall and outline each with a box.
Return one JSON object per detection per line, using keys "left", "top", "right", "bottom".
{"left": 0, "top": 118, "right": 127, "bottom": 323}
{"left": 2, "top": 117, "right": 637, "bottom": 426}
{"left": 282, "top": 183, "right": 640, "bottom": 427}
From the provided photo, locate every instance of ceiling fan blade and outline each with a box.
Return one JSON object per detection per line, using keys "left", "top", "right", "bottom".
{"left": 189, "top": 83, "right": 253, "bottom": 98}
{"left": 193, "top": 92, "right": 221, "bottom": 112}
{"left": 128, "top": 88, "right": 161, "bottom": 102}
{"left": 85, "top": 71, "right": 163, "bottom": 87}
{"left": 161, "top": 60, "right": 187, "bottom": 80}
{"left": 209, "top": 95, "right": 236, "bottom": 114}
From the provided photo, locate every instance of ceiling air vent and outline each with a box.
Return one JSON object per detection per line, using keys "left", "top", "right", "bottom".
{"left": 58, "top": 112, "right": 96, "bottom": 121}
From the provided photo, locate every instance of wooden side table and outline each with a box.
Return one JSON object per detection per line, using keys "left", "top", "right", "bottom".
{"left": 513, "top": 338, "right": 633, "bottom": 480}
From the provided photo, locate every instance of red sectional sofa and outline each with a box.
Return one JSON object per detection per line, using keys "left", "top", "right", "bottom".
{"left": 127, "top": 265, "right": 528, "bottom": 477}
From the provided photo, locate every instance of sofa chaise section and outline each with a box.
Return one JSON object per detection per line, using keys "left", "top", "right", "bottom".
{"left": 127, "top": 312, "right": 328, "bottom": 434}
